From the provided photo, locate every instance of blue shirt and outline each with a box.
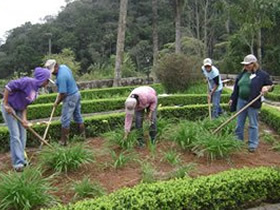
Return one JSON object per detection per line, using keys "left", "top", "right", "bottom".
{"left": 56, "top": 65, "right": 78, "bottom": 95}
{"left": 201, "top": 65, "right": 223, "bottom": 92}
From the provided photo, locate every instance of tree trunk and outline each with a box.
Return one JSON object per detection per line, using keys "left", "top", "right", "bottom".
{"left": 195, "top": 0, "right": 200, "bottom": 40}
{"left": 204, "top": 0, "right": 209, "bottom": 57}
{"left": 152, "top": 0, "right": 158, "bottom": 66}
{"left": 113, "top": 0, "right": 128, "bottom": 87}
{"left": 257, "top": 28, "right": 262, "bottom": 64}
{"left": 175, "top": 0, "right": 181, "bottom": 54}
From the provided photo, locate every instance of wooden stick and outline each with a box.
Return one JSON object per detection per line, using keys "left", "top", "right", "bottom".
{"left": 11, "top": 112, "right": 53, "bottom": 148}
{"left": 41, "top": 106, "right": 56, "bottom": 143}
{"left": 207, "top": 81, "right": 212, "bottom": 120}
{"left": 212, "top": 94, "right": 262, "bottom": 134}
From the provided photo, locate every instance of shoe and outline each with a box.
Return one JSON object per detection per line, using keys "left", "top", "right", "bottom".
{"left": 14, "top": 167, "right": 24, "bottom": 172}
{"left": 248, "top": 148, "right": 256, "bottom": 153}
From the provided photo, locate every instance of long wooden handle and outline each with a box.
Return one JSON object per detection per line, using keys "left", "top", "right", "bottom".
{"left": 11, "top": 112, "right": 53, "bottom": 148}
{"left": 212, "top": 94, "right": 262, "bottom": 134}
{"left": 43, "top": 106, "right": 56, "bottom": 140}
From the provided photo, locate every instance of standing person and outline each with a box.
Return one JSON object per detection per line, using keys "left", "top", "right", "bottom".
{"left": 229, "top": 54, "right": 273, "bottom": 152}
{"left": 124, "top": 86, "right": 157, "bottom": 147}
{"left": 44, "top": 59, "right": 85, "bottom": 146}
{"left": 201, "top": 58, "right": 223, "bottom": 118}
{"left": 1, "top": 67, "right": 52, "bottom": 172}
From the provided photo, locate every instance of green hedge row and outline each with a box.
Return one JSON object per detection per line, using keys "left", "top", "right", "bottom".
{"left": 48, "top": 167, "right": 280, "bottom": 210}
{"left": 265, "top": 93, "right": 280, "bottom": 102}
{"left": 260, "top": 105, "right": 280, "bottom": 133}
{"left": 33, "top": 84, "right": 165, "bottom": 104}
{"left": 0, "top": 94, "right": 231, "bottom": 123}
{"left": 0, "top": 104, "right": 217, "bottom": 152}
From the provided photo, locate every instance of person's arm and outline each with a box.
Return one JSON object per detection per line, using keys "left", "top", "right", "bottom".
{"left": 54, "top": 93, "right": 67, "bottom": 107}
{"left": 3, "top": 88, "right": 14, "bottom": 114}
{"left": 261, "top": 73, "right": 274, "bottom": 94}
{"left": 21, "top": 108, "right": 29, "bottom": 128}
{"left": 147, "top": 96, "right": 157, "bottom": 122}
{"left": 124, "top": 114, "right": 133, "bottom": 139}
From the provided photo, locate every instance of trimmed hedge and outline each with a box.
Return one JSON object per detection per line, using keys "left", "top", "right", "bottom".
{"left": 33, "top": 84, "right": 165, "bottom": 104}
{"left": 47, "top": 167, "right": 280, "bottom": 210}
{"left": 260, "top": 105, "right": 280, "bottom": 133}
{"left": 0, "top": 94, "right": 231, "bottom": 123}
{"left": 0, "top": 104, "right": 218, "bottom": 152}
{"left": 265, "top": 93, "right": 280, "bottom": 102}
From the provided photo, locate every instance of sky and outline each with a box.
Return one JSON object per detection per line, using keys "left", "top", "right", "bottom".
{"left": 0, "top": 0, "right": 67, "bottom": 41}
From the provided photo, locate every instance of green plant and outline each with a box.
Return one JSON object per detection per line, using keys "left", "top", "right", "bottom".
{"left": 39, "top": 143, "right": 94, "bottom": 173}
{"left": 161, "top": 149, "right": 181, "bottom": 166}
{"left": 141, "top": 162, "right": 156, "bottom": 183}
{"left": 168, "top": 163, "right": 196, "bottom": 179}
{"left": 103, "top": 129, "right": 138, "bottom": 150}
{"left": 192, "top": 131, "right": 243, "bottom": 161}
{"left": 110, "top": 150, "right": 132, "bottom": 169}
{"left": 261, "top": 132, "right": 276, "bottom": 144}
{"left": 272, "top": 142, "right": 280, "bottom": 152}
{"left": 0, "top": 167, "right": 57, "bottom": 210}
{"left": 73, "top": 177, "right": 106, "bottom": 200}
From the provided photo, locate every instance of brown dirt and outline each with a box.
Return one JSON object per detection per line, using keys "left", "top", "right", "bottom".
{"left": 0, "top": 122, "right": 280, "bottom": 205}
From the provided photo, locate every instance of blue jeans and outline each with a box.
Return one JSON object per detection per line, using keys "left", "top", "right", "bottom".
{"left": 135, "top": 108, "right": 157, "bottom": 144}
{"left": 211, "top": 90, "right": 222, "bottom": 118}
{"left": 235, "top": 98, "right": 259, "bottom": 149}
{"left": 61, "top": 92, "right": 83, "bottom": 128}
{"left": 1, "top": 104, "right": 27, "bottom": 169}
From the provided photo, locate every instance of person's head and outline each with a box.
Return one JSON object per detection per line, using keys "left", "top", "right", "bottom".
{"left": 241, "top": 54, "right": 259, "bottom": 72}
{"left": 125, "top": 97, "right": 137, "bottom": 115}
{"left": 203, "top": 58, "right": 212, "bottom": 72}
{"left": 44, "top": 59, "right": 59, "bottom": 75}
{"left": 33, "top": 67, "right": 53, "bottom": 87}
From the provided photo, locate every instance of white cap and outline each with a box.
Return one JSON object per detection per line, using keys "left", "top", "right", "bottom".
{"left": 125, "top": 98, "right": 137, "bottom": 115}
{"left": 241, "top": 54, "right": 257, "bottom": 65}
{"left": 203, "top": 58, "right": 212, "bottom": 67}
{"left": 44, "top": 59, "right": 56, "bottom": 73}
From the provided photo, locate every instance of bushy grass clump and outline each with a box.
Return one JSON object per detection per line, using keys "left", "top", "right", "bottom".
{"left": 39, "top": 143, "right": 94, "bottom": 173}
{"left": 0, "top": 167, "right": 57, "bottom": 210}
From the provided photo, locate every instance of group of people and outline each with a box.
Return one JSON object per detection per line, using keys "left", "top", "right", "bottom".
{"left": 2, "top": 54, "right": 273, "bottom": 172}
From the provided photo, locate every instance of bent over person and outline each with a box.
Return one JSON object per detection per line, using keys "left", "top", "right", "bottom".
{"left": 201, "top": 58, "right": 223, "bottom": 118}
{"left": 44, "top": 59, "right": 85, "bottom": 146}
{"left": 1, "top": 67, "right": 51, "bottom": 172}
{"left": 124, "top": 86, "right": 157, "bottom": 147}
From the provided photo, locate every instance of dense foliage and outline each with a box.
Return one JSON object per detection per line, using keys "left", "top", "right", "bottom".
{"left": 1, "top": 0, "right": 280, "bottom": 79}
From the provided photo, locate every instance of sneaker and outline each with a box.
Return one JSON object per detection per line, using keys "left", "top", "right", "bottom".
{"left": 14, "top": 167, "right": 24, "bottom": 172}
{"left": 248, "top": 148, "right": 256, "bottom": 153}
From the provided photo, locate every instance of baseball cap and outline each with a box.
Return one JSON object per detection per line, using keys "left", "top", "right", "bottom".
{"left": 44, "top": 59, "right": 56, "bottom": 73}
{"left": 241, "top": 54, "right": 257, "bottom": 65}
{"left": 125, "top": 98, "right": 137, "bottom": 115}
{"left": 203, "top": 58, "right": 212, "bottom": 67}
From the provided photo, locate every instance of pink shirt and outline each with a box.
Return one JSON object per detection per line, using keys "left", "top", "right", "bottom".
{"left": 125, "top": 86, "right": 157, "bottom": 132}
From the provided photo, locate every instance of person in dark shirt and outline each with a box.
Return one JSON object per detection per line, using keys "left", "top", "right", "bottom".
{"left": 229, "top": 54, "right": 273, "bottom": 152}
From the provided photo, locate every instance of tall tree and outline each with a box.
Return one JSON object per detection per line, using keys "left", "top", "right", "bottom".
{"left": 113, "top": 0, "right": 128, "bottom": 86}
{"left": 174, "top": 0, "right": 184, "bottom": 53}
{"left": 152, "top": 0, "right": 159, "bottom": 66}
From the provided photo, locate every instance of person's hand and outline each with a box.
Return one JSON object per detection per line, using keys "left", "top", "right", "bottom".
{"left": 22, "top": 119, "right": 29, "bottom": 129}
{"left": 4, "top": 105, "right": 14, "bottom": 114}
{"left": 124, "top": 132, "right": 129, "bottom": 140}
{"left": 261, "top": 86, "right": 270, "bottom": 95}
{"left": 228, "top": 99, "right": 233, "bottom": 107}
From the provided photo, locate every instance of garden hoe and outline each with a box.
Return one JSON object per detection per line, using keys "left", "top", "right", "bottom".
{"left": 11, "top": 112, "right": 53, "bottom": 148}
{"left": 212, "top": 93, "right": 262, "bottom": 134}
{"left": 207, "top": 80, "right": 212, "bottom": 120}
{"left": 39, "top": 105, "right": 56, "bottom": 149}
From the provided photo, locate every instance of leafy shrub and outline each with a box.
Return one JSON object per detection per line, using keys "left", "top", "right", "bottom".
{"left": 39, "top": 143, "right": 94, "bottom": 173}
{"left": 73, "top": 177, "right": 106, "bottom": 200}
{"left": 155, "top": 53, "right": 202, "bottom": 93}
{"left": 0, "top": 167, "right": 56, "bottom": 210}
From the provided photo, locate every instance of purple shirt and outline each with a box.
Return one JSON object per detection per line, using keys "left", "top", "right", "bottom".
{"left": 5, "top": 67, "right": 50, "bottom": 111}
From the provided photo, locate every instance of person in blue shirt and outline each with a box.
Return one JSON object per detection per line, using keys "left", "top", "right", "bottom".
{"left": 44, "top": 59, "right": 85, "bottom": 146}
{"left": 229, "top": 54, "right": 273, "bottom": 153}
{"left": 201, "top": 58, "right": 223, "bottom": 118}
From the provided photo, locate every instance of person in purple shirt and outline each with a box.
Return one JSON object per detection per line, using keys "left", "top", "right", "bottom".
{"left": 1, "top": 67, "right": 51, "bottom": 172}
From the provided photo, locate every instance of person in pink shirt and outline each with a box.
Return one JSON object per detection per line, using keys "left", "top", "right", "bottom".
{"left": 124, "top": 86, "right": 158, "bottom": 147}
